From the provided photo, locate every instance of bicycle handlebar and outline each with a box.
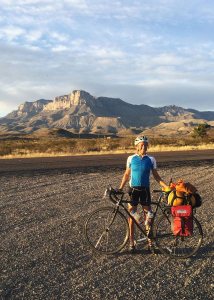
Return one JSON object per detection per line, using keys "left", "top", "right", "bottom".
{"left": 104, "top": 186, "right": 124, "bottom": 196}
{"left": 106, "top": 187, "right": 169, "bottom": 196}
{"left": 103, "top": 186, "right": 125, "bottom": 204}
{"left": 104, "top": 186, "right": 170, "bottom": 206}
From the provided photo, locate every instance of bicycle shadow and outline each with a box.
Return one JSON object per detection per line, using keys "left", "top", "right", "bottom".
{"left": 115, "top": 239, "right": 213, "bottom": 258}
{"left": 188, "top": 240, "right": 214, "bottom": 260}
{"left": 115, "top": 245, "right": 162, "bottom": 256}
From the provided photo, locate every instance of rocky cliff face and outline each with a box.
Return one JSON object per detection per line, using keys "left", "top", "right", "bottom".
{"left": 44, "top": 90, "right": 95, "bottom": 111}
{"left": 7, "top": 99, "right": 52, "bottom": 119}
{"left": 1, "top": 90, "right": 214, "bottom": 135}
{"left": 19, "top": 99, "right": 50, "bottom": 112}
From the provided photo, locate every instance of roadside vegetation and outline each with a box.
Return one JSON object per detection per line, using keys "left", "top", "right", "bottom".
{"left": 192, "top": 123, "right": 211, "bottom": 138}
{"left": 0, "top": 133, "right": 214, "bottom": 159}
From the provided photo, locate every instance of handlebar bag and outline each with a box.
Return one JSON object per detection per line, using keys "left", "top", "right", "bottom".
{"left": 171, "top": 205, "right": 193, "bottom": 236}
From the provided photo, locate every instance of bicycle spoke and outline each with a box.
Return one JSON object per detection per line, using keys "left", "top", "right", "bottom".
{"left": 154, "top": 215, "right": 203, "bottom": 258}
{"left": 84, "top": 207, "right": 129, "bottom": 254}
{"left": 95, "top": 230, "right": 107, "bottom": 249}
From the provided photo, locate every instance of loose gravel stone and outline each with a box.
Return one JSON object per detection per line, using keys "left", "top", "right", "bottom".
{"left": 0, "top": 161, "right": 213, "bottom": 299}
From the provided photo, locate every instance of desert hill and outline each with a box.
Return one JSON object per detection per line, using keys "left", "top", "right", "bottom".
{"left": 141, "top": 119, "right": 214, "bottom": 138}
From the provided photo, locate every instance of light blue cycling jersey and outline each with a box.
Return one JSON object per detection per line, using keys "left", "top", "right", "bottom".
{"left": 126, "top": 154, "right": 157, "bottom": 188}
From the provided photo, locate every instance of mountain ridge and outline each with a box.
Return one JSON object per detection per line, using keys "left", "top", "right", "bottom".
{"left": 0, "top": 90, "right": 214, "bottom": 135}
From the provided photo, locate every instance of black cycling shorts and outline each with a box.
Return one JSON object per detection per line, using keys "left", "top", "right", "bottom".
{"left": 128, "top": 186, "right": 151, "bottom": 207}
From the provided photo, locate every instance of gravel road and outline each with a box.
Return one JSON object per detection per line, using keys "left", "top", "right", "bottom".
{"left": 0, "top": 159, "right": 213, "bottom": 299}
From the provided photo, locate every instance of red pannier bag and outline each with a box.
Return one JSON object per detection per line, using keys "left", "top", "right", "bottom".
{"left": 171, "top": 205, "right": 193, "bottom": 236}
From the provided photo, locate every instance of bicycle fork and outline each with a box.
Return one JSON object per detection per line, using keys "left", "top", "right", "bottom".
{"left": 95, "top": 207, "right": 119, "bottom": 249}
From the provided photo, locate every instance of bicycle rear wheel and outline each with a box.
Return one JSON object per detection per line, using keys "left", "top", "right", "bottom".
{"left": 154, "top": 215, "right": 203, "bottom": 258}
{"left": 84, "top": 206, "right": 129, "bottom": 254}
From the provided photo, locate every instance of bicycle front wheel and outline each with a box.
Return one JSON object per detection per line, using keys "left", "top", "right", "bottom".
{"left": 84, "top": 206, "right": 129, "bottom": 254}
{"left": 154, "top": 215, "right": 203, "bottom": 258}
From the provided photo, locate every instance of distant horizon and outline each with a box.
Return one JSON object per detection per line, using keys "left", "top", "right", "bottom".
{"left": 1, "top": 1, "right": 214, "bottom": 116}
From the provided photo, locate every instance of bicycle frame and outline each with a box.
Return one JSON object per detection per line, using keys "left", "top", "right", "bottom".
{"left": 152, "top": 190, "right": 171, "bottom": 221}
{"left": 85, "top": 187, "right": 203, "bottom": 257}
{"left": 108, "top": 189, "right": 171, "bottom": 240}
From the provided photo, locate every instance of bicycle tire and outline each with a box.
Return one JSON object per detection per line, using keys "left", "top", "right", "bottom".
{"left": 84, "top": 206, "right": 129, "bottom": 254}
{"left": 154, "top": 215, "right": 203, "bottom": 258}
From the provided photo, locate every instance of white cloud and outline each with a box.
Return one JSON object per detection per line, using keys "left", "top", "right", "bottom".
{"left": 0, "top": 25, "right": 25, "bottom": 41}
{"left": 89, "top": 46, "right": 125, "bottom": 59}
{"left": 49, "top": 32, "right": 70, "bottom": 43}
{"left": 1, "top": 0, "right": 214, "bottom": 117}
{"left": 64, "top": 0, "right": 88, "bottom": 10}
{"left": 0, "top": 100, "right": 17, "bottom": 115}
{"left": 151, "top": 53, "right": 185, "bottom": 65}
{"left": 51, "top": 45, "right": 69, "bottom": 52}
{"left": 26, "top": 30, "right": 43, "bottom": 42}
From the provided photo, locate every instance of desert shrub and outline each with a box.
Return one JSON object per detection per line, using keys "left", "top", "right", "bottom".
{"left": 119, "top": 137, "right": 134, "bottom": 149}
{"left": 1, "top": 134, "right": 213, "bottom": 157}
{"left": 0, "top": 146, "right": 12, "bottom": 156}
{"left": 75, "top": 139, "right": 101, "bottom": 152}
{"left": 104, "top": 139, "right": 120, "bottom": 150}
{"left": 192, "top": 123, "right": 211, "bottom": 138}
{"left": 150, "top": 137, "right": 177, "bottom": 146}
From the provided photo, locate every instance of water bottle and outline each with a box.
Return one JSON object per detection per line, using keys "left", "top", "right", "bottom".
{"left": 145, "top": 211, "right": 154, "bottom": 226}
{"left": 130, "top": 210, "right": 143, "bottom": 224}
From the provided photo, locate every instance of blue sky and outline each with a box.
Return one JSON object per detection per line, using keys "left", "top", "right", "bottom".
{"left": 0, "top": 0, "right": 214, "bottom": 117}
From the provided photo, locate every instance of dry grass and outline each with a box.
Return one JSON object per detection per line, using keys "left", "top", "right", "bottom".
{"left": 1, "top": 134, "right": 214, "bottom": 159}
{"left": 1, "top": 142, "right": 214, "bottom": 159}
{"left": 149, "top": 143, "right": 214, "bottom": 152}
